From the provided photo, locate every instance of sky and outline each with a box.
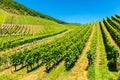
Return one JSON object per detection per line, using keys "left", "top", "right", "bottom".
{"left": 14, "top": 0, "right": 120, "bottom": 23}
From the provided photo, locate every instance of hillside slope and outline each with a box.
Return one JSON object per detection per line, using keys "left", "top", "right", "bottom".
{"left": 0, "top": 0, "right": 67, "bottom": 24}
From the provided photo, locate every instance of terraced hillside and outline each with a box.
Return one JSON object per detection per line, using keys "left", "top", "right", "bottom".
{"left": 0, "top": 1, "right": 120, "bottom": 80}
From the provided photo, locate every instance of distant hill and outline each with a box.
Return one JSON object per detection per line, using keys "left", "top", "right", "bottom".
{"left": 0, "top": 0, "right": 67, "bottom": 24}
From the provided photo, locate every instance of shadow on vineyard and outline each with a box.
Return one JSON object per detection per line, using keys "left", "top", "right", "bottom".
{"left": 65, "top": 62, "right": 76, "bottom": 71}
{"left": 45, "top": 57, "right": 64, "bottom": 73}
{"left": 14, "top": 65, "right": 26, "bottom": 72}
{"left": 107, "top": 61, "right": 116, "bottom": 72}
{"left": 27, "top": 62, "right": 44, "bottom": 73}
{"left": 106, "top": 49, "right": 117, "bottom": 72}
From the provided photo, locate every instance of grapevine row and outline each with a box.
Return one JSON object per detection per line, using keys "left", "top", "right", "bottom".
{"left": 107, "top": 17, "right": 120, "bottom": 32}
{"left": 100, "top": 21, "right": 120, "bottom": 71}
{"left": 103, "top": 19, "right": 120, "bottom": 47}
{"left": 0, "top": 29, "right": 67, "bottom": 51}
{"left": 64, "top": 24, "right": 92, "bottom": 70}
{"left": 87, "top": 25, "right": 97, "bottom": 80}
{"left": 111, "top": 16, "right": 120, "bottom": 26}
{"left": 0, "top": 24, "right": 93, "bottom": 72}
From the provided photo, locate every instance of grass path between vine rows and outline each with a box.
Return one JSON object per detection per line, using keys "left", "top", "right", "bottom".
{"left": 0, "top": 29, "right": 71, "bottom": 55}
{"left": 64, "top": 24, "right": 95, "bottom": 80}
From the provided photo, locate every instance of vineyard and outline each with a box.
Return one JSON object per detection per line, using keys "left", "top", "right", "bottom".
{"left": 0, "top": 7, "right": 120, "bottom": 80}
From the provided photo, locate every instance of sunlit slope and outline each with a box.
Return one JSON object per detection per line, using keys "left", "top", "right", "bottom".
{"left": 0, "top": 11, "right": 67, "bottom": 36}
{"left": 0, "top": 10, "right": 68, "bottom": 51}
{"left": 0, "top": 10, "right": 6, "bottom": 25}
{"left": 0, "top": 0, "right": 67, "bottom": 24}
